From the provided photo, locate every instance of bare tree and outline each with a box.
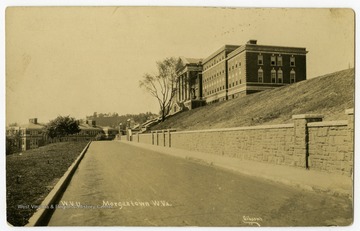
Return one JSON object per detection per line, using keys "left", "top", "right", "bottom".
{"left": 140, "top": 57, "right": 183, "bottom": 122}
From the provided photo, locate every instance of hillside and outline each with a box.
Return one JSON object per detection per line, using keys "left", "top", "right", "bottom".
{"left": 150, "top": 68, "right": 354, "bottom": 131}
{"left": 86, "top": 112, "right": 157, "bottom": 128}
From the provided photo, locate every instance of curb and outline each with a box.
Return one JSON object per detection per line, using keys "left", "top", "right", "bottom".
{"left": 183, "top": 155, "right": 352, "bottom": 198}
{"left": 25, "top": 141, "right": 92, "bottom": 226}
{"left": 212, "top": 161, "right": 352, "bottom": 198}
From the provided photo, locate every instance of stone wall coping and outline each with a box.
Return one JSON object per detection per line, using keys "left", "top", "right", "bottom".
{"left": 345, "top": 108, "right": 354, "bottom": 115}
{"left": 292, "top": 114, "right": 324, "bottom": 119}
{"left": 151, "top": 129, "right": 177, "bottom": 133}
{"left": 307, "top": 120, "right": 348, "bottom": 128}
{"left": 171, "top": 123, "right": 294, "bottom": 134}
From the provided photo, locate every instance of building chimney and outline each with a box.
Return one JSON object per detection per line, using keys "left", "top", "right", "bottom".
{"left": 247, "top": 39, "right": 257, "bottom": 45}
{"left": 29, "top": 118, "right": 38, "bottom": 124}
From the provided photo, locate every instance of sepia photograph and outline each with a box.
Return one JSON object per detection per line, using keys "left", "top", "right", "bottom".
{"left": 2, "top": 2, "right": 357, "bottom": 229}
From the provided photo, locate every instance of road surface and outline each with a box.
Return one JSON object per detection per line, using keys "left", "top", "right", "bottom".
{"left": 48, "top": 141, "right": 352, "bottom": 226}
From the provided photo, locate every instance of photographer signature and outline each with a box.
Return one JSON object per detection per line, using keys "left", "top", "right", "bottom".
{"left": 242, "top": 215, "right": 263, "bottom": 227}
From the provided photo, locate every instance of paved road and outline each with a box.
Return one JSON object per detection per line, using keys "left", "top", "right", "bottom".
{"left": 48, "top": 141, "right": 352, "bottom": 226}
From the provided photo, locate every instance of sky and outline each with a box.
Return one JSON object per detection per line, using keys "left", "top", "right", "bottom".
{"left": 5, "top": 6, "right": 355, "bottom": 125}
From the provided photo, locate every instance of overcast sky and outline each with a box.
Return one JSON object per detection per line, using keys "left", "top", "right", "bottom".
{"left": 5, "top": 7, "right": 354, "bottom": 125}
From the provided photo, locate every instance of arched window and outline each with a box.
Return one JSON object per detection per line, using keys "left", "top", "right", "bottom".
{"left": 278, "top": 69, "right": 283, "bottom": 83}
{"left": 290, "top": 69, "right": 296, "bottom": 83}
{"left": 258, "top": 68, "right": 263, "bottom": 83}
{"left": 271, "top": 68, "right": 276, "bottom": 83}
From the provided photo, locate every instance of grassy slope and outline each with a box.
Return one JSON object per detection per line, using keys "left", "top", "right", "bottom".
{"left": 151, "top": 68, "right": 354, "bottom": 131}
{"left": 6, "top": 141, "right": 88, "bottom": 226}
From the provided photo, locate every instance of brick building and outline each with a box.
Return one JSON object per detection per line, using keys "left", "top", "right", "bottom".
{"left": 171, "top": 41, "right": 307, "bottom": 111}
{"left": 201, "top": 40, "right": 307, "bottom": 103}
{"left": 202, "top": 45, "right": 240, "bottom": 103}
{"left": 225, "top": 40, "right": 307, "bottom": 100}
{"left": 14, "top": 118, "right": 46, "bottom": 151}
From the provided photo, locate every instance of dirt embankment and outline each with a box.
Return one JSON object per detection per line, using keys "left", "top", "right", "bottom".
{"left": 151, "top": 68, "right": 354, "bottom": 131}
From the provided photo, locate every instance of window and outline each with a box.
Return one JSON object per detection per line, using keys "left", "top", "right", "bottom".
{"left": 271, "top": 69, "right": 276, "bottom": 83}
{"left": 258, "top": 54, "right": 263, "bottom": 65}
{"left": 258, "top": 68, "right": 263, "bottom": 83}
{"left": 290, "top": 56, "right": 295, "bottom": 67}
{"left": 290, "top": 69, "right": 296, "bottom": 83}
{"left": 278, "top": 69, "right": 283, "bottom": 83}
{"left": 277, "top": 55, "right": 283, "bottom": 66}
{"left": 271, "top": 55, "right": 276, "bottom": 66}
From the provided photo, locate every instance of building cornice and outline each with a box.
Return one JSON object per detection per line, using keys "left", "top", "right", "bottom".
{"left": 203, "top": 45, "right": 240, "bottom": 64}
{"left": 227, "top": 44, "right": 307, "bottom": 59}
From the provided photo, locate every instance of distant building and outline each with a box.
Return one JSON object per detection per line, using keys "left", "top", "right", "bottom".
{"left": 5, "top": 118, "right": 119, "bottom": 152}
{"left": 75, "top": 120, "right": 104, "bottom": 141}
{"left": 101, "top": 126, "right": 119, "bottom": 139}
{"left": 16, "top": 118, "right": 45, "bottom": 151}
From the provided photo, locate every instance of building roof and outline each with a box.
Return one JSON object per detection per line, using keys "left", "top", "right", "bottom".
{"left": 101, "top": 126, "right": 118, "bottom": 130}
{"left": 177, "top": 57, "right": 203, "bottom": 75}
{"left": 19, "top": 122, "right": 45, "bottom": 129}
{"left": 227, "top": 42, "right": 307, "bottom": 59}
{"left": 246, "top": 43, "right": 307, "bottom": 53}
{"left": 202, "top": 45, "right": 240, "bottom": 64}
{"left": 79, "top": 124, "right": 103, "bottom": 130}
{"left": 180, "top": 57, "right": 203, "bottom": 65}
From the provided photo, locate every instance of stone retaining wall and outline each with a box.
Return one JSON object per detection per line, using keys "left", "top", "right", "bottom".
{"left": 127, "top": 109, "right": 354, "bottom": 176}
{"left": 171, "top": 124, "right": 295, "bottom": 166}
{"left": 138, "top": 133, "right": 152, "bottom": 144}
